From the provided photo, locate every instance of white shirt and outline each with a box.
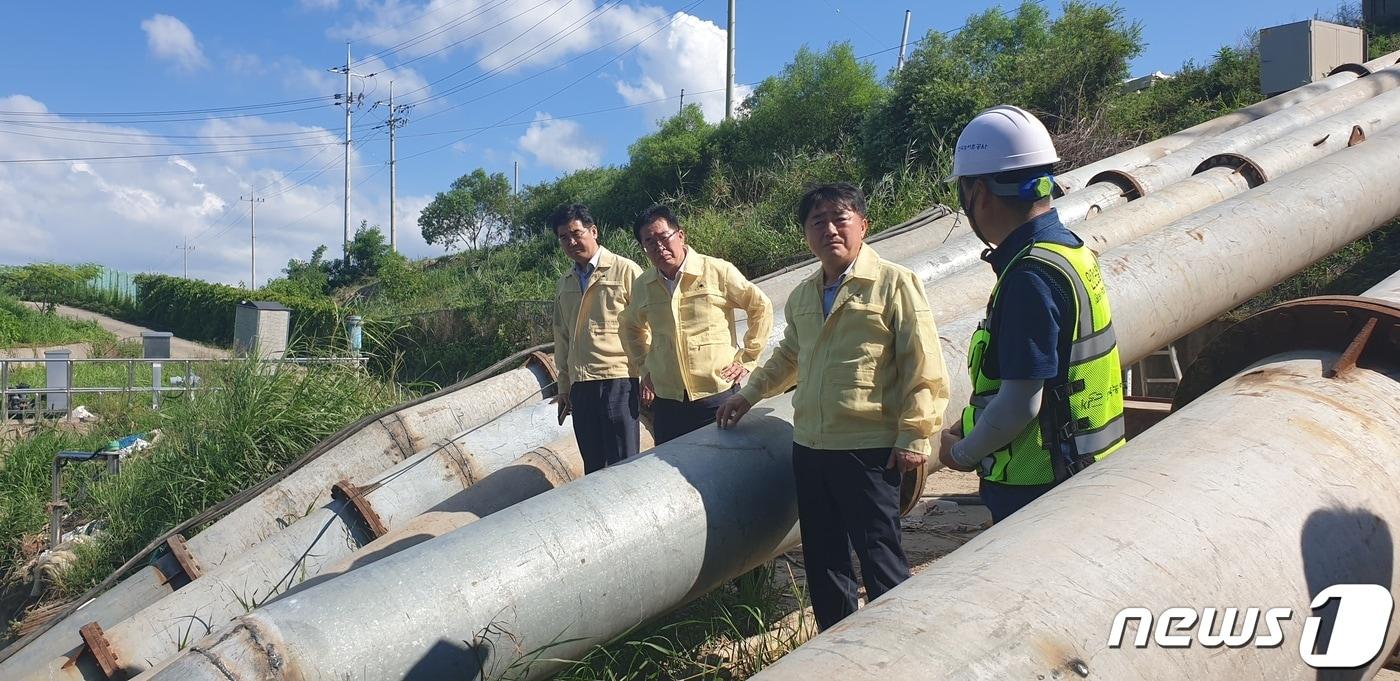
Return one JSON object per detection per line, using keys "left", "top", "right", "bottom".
{"left": 659, "top": 250, "right": 689, "bottom": 295}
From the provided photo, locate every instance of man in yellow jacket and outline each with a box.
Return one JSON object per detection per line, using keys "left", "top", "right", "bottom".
{"left": 620, "top": 205, "right": 773, "bottom": 444}
{"left": 551, "top": 203, "right": 645, "bottom": 474}
{"left": 717, "top": 183, "right": 950, "bottom": 631}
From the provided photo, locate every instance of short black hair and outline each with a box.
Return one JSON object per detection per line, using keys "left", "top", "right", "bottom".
{"left": 798, "top": 182, "right": 866, "bottom": 224}
{"left": 548, "top": 203, "right": 595, "bottom": 235}
{"left": 632, "top": 204, "right": 681, "bottom": 242}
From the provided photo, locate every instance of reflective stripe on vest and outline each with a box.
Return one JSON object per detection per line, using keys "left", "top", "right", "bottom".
{"left": 963, "top": 240, "right": 1126, "bottom": 486}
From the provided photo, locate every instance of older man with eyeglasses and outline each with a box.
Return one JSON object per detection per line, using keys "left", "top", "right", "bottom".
{"left": 620, "top": 204, "right": 773, "bottom": 444}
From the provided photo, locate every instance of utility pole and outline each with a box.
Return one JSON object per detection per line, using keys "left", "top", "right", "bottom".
{"left": 379, "top": 81, "right": 411, "bottom": 254}
{"left": 177, "top": 236, "right": 195, "bottom": 279}
{"left": 513, "top": 160, "right": 519, "bottom": 195}
{"left": 897, "top": 10, "right": 912, "bottom": 72}
{"left": 725, "top": 0, "right": 735, "bottom": 120}
{"left": 329, "top": 44, "right": 369, "bottom": 260}
{"left": 240, "top": 192, "right": 264, "bottom": 290}
{"left": 679, "top": 88, "right": 685, "bottom": 114}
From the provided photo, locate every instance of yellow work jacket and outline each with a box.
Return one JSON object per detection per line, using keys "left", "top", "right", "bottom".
{"left": 619, "top": 249, "right": 774, "bottom": 401}
{"left": 738, "top": 244, "right": 950, "bottom": 456}
{"left": 552, "top": 246, "right": 644, "bottom": 395}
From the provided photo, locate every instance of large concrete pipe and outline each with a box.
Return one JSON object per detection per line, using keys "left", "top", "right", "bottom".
{"left": 877, "top": 50, "right": 1400, "bottom": 291}
{"left": 927, "top": 84, "right": 1400, "bottom": 320}
{"left": 142, "top": 128, "right": 1400, "bottom": 681}
{"left": 1054, "top": 61, "right": 1400, "bottom": 223}
{"left": 752, "top": 276, "right": 1400, "bottom": 681}
{"left": 24, "top": 398, "right": 573, "bottom": 681}
{"left": 1054, "top": 49, "right": 1400, "bottom": 192}
{"left": 0, "top": 355, "right": 556, "bottom": 677}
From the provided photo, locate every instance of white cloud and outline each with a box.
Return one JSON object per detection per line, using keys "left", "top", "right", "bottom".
{"left": 338, "top": 1, "right": 667, "bottom": 73}
{"left": 228, "top": 53, "right": 266, "bottom": 76}
{"left": 517, "top": 113, "right": 602, "bottom": 172}
{"left": 0, "top": 94, "right": 439, "bottom": 288}
{"left": 615, "top": 12, "right": 750, "bottom": 124}
{"left": 140, "top": 14, "right": 208, "bottom": 72}
{"left": 301, "top": 0, "right": 340, "bottom": 9}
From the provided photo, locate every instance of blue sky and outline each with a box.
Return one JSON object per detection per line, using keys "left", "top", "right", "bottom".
{"left": 0, "top": 0, "right": 1351, "bottom": 285}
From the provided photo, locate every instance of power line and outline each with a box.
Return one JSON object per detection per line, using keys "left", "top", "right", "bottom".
{"left": 400, "top": 0, "right": 684, "bottom": 126}
{"left": 400, "top": 0, "right": 706, "bottom": 162}
{"left": 0, "top": 101, "right": 335, "bottom": 126}
{"left": 353, "top": 0, "right": 521, "bottom": 72}
{"left": 0, "top": 139, "right": 342, "bottom": 164}
{"left": 0, "top": 95, "right": 332, "bottom": 119}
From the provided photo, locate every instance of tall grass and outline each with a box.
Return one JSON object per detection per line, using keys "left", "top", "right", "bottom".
{"left": 0, "top": 355, "right": 401, "bottom": 617}
{"left": 542, "top": 561, "right": 813, "bottom": 681}
{"left": 0, "top": 294, "right": 116, "bottom": 348}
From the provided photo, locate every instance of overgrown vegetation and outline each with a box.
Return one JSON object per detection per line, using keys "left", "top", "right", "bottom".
{"left": 0, "top": 292, "right": 115, "bottom": 348}
{"left": 0, "top": 355, "right": 400, "bottom": 631}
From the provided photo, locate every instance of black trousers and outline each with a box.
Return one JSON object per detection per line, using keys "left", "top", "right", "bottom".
{"left": 792, "top": 443, "right": 911, "bottom": 631}
{"left": 979, "top": 478, "right": 1056, "bottom": 523}
{"left": 651, "top": 385, "right": 737, "bottom": 445}
{"left": 569, "top": 378, "right": 640, "bottom": 474}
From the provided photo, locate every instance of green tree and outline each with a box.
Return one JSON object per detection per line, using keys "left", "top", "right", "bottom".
{"left": 418, "top": 169, "right": 514, "bottom": 250}
{"left": 621, "top": 104, "right": 715, "bottom": 206}
{"left": 1108, "top": 46, "right": 1261, "bottom": 142}
{"left": 517, "top": 166, "right": 626, "bottom": 233}
{"left": 861, "top": 1, "right": 1142, "bottom": 174}
{"left": 713, "top": 43, "right": 884, "bottom": 174}
{"left": 266, "top": 244, "right": 331, "bottom": 298}
{"left": 0, "top": 262, "right": 102, "bottom": 313}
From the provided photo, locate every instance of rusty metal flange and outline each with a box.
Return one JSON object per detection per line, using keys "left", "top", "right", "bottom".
{"left": 1173, "top": 295, "right": 1400, "bottom": 410}
{"left": 1084, "top": 168, "right": 1145, "bottom": 202}
{"left": 78, "top": 622, "right": 126, "bottom": 680}
{"left": 165, "top": 533, "right": 203, "bottom": 581}
{"left": 331, "top": 479, "right": 389, "bottom": 539}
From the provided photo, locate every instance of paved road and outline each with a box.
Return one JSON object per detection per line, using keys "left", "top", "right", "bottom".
{"left": 36, "top": 304, "right": 230, "bottom": 359}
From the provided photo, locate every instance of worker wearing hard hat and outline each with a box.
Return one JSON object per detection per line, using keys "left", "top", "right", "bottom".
{"left": 619, "top": 204, "right": 774, "bottom": 444}
{"left": 717, "top": 182, "right": 950, "bottom": 631}
{"left": 937, "top": 105, "right": 1125, "bottom": 523}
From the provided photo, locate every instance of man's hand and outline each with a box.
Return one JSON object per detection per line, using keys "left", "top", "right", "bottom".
{"left": 640, "top": 374, "right": 655, "bottom": 408}
{"left": 887, "top": 447, "right": 927, "bottom": 473}
{"left": 719, "top": 361, "right": 750, "bottom": 385}
{"left": 937, "top": 428, "right": 976, "bottom": 472}
{"left": 716, "top": 394, "right": 753, "bottom": 429}
{"left": 554, "top": 393, "right": 572, "bottom": 426}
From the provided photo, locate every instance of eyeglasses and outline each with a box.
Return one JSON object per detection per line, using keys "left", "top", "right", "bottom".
{"left": 641, "top": 229, "right": 681, "bottom": 252}
{"left": 557, "top": 229, "right": 592, "bottom": 244}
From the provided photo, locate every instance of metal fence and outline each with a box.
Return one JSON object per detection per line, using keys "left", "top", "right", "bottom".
{"left": 1, "top": 356, "right": 364, "bottom": 426}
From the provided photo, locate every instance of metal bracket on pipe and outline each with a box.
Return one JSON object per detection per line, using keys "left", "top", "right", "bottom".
{"left": 1083, "top": 168, "right": 1144, "bottom": 201}
{"left": 165, "top": 534, "right": 203, "bottom": 582}
{"left": 525, "top": 350, "right": 559, "bottom": 397}
{"left": 1328, "top": 62, "right": 1373, "bottom": 78}
{"left": 1173, "top": 296, "right": 1400, "bottom": 409}
{"left": 78, "top": 622, "right": 125, "bottom": 680}
{"left": 332, "top": 479, "right": 389, "bottom": 539}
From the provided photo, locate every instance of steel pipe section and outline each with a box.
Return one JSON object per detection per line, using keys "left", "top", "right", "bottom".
{"left": 927, "top": 86, "right": 1400, "bottom": 321}
{"left": 148, "top": 406, "right": 802, "bottom": 681}
{"left": 1055, "top": 62, "right": 1400, "bottom": 223}
{"left": 144, "top": 127, "right": 1400, "bottom": 681}
{"left": 0, "top": 359, "right": 557, "bottom": 678}
{"left": 23, "top": 398, "right": 570, "bottom": 681}
{"left": 1053, "top": 49, "right": 1400, "bottom": 193}
{"left": 752, "top": 277, "right": 1400, "bottom": 681}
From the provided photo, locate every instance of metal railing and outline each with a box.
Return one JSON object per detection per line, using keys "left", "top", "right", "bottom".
{"left": 1, "top": 356, "right": 365, "bottom": 425}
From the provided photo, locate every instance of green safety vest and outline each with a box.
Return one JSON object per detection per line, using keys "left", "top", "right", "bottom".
{"left": 963, "top": 240, "right": 1126, "bottom": 485}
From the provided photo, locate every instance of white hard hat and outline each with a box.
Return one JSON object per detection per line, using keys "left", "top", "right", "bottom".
{"left": 945, "top": 105, "right": 1060, "bottom": 181}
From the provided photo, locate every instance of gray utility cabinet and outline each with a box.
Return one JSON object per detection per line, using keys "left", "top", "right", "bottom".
{"left": 234, "top": 300, "right": 291, "bottom": 359}
{"left": 1258, "top": 20, "right": 1365, "bottom": 97}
